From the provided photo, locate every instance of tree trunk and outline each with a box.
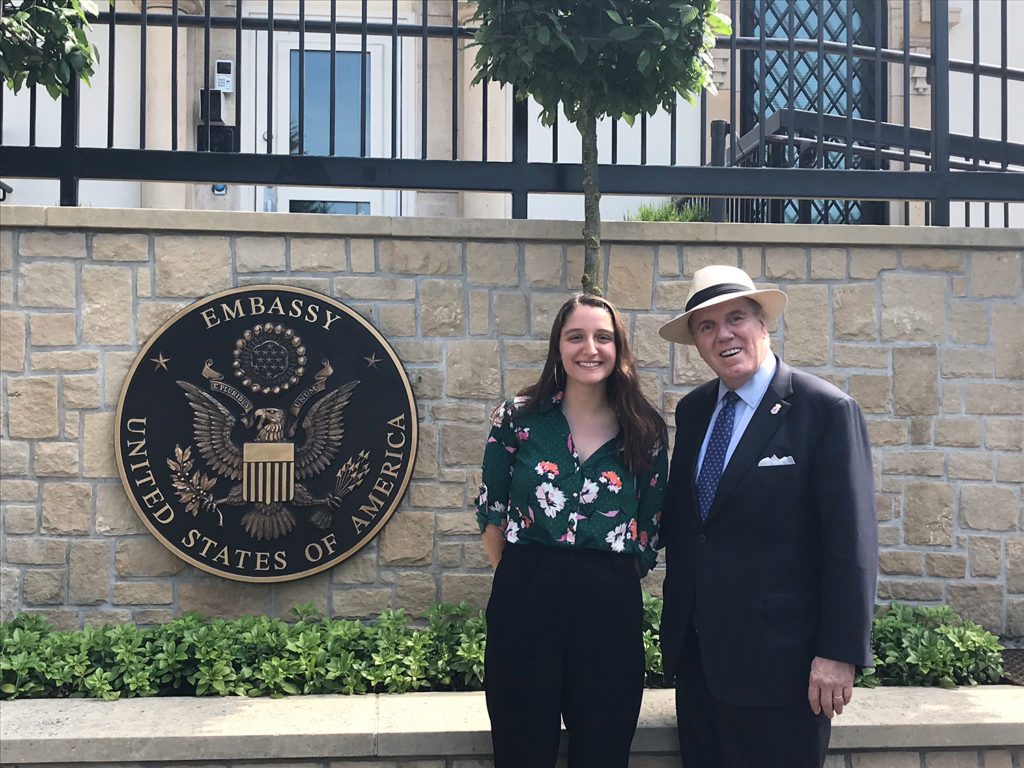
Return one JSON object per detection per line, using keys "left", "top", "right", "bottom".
{"left": 579, "top": 107, "right": 601, "bottom": 295}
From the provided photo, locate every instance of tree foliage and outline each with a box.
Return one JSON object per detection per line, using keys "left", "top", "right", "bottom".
{"left": 1, "top": 0, "right": 100, "bottom": 99}
{"left": 471, "top": 0, "right": 730, "bottom": 293}
{"left": 471, "top": 0, "right": 729, "bottom": 127}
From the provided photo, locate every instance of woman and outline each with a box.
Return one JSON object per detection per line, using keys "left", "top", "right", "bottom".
{"left": 477, "top": 293, "right": 668, "bottom": 768}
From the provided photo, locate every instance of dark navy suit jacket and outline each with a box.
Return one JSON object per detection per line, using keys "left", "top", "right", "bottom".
{"left": 660, "top": 356, "right": 878, "bottom": 706}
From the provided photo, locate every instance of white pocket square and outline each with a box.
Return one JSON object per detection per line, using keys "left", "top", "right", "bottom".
{"left": 758, "top": 454, "right": 795, "bottom": 467}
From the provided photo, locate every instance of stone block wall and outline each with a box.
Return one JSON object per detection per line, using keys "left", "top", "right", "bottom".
{"left": 0, "top": 207, "right": 1021, "bottom": 638}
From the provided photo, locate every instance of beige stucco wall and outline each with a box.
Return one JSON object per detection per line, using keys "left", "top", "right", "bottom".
{"left": 0, "top": 207, "right": 1021, "bottom": 639}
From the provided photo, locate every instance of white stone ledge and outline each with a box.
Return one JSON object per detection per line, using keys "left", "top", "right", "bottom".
{"left": 2, "top": 687, "right": 1022, "bottom": 764}
{"left": 1, "top": 205, "right": 1021, "bottom": 248}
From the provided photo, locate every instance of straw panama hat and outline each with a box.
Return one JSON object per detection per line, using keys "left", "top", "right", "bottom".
{"left": 658, "top": 265, "right": 788, "bottom": 346}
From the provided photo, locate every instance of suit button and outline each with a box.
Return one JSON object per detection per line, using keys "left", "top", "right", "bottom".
{"left": 697, "top": 534, "right": 707, "bottom": 543}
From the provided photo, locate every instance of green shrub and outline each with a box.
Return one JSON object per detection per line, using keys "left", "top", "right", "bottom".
{"left": 0, "top": 602, "right": 488, "bottom": 701}
{"left": 626, "top": 199, "right": 710, "bottom": 222}
{"left": 856, "top": 602, "right": 1004, "bottom": 688}
{"left": 0, "top": 598, "right": 1005, "bottom": 700}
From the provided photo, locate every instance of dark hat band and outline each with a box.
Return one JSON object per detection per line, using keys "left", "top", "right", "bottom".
{"left": 684, "top": 283, "right": 752, "bottom": 312}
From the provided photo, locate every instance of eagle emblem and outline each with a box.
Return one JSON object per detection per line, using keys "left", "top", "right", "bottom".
{"left": 117, "top": 286, "right": 417, "bottom": 582}
{"left": 168, "top": 375, "right": 371, "bottom": 542}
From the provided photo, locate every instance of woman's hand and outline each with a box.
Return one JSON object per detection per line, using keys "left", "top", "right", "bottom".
{"left": 481, "top": 524, "right": 506, "bottom": 569}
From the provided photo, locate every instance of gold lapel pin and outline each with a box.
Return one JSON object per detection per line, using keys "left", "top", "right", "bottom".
{"left": 771, "top": 403, "right": 782, "bottom": 414}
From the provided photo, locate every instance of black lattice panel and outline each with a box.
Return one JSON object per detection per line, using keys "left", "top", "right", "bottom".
{"left": 741, "top": 0, "right": 883, "bottom": 224}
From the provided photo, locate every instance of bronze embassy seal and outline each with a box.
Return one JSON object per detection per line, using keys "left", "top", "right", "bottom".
{"left": 115, "top": 285, "right": 417, "bottom": 582}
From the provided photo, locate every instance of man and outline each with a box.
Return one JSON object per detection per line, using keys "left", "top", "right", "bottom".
{"left": 657, "top": 265, "right": 878, "bottom": 768}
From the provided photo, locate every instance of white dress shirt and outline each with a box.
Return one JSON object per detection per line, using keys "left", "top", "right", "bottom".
{"left": 696, "top": 353, "right": 777, "bottom": 476}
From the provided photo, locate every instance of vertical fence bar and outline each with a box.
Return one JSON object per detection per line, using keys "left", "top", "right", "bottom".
{"left": 298, "top": 0, "right": 305, "bottom": 155}
{"left": 611, "top": 121, "right": 618, "bottom": 164}
{"left": 391, "top": 0, "right": 398, "bottom": 158}
{"left": 330, "top": 0, "right": 337, "bottom": 155}
{"left": 451, "top": 0, "right": 458, "bottom": 160}
{"left": 171, "top": 0, "right": 178, "bottom": 150}
{"left": 931, "top": 0, "right": 951, "bottom": 226}
{"left": 786, "top": 0, "right": 795, "bottom": 167}
{"left": 511, "top": 95, "right": 528, "bottom": 218}
{"left": 843, "top": 0, "right": 852, "bottom": 167}
{"left": 28, "top": 86, "right": 37, "bottom": 147}
{"left": 267, "top": 0, "right": 275, "bottom": 154}
{"left": 710, "top": 120, "right": 728, "bottom": 222}
{"left": 235, "top": 0, "right": 243, "bottom": 153}
{"left": 360, "top": 0, "right": 368, "bottom": 157}
{"left": 902, "top": 0, "right": 910, "bottom": 224}
{"left": 481, "top": 77, "right": 488, "bottom": 161}
{"left": 697, "top": 91, "right": 704, "bottom": 165}
{"left": 640, "top": 112, "right": 647, "bottom": 165}
{"left": 757, "top": 0, "right": 766, "bottom": 222}
{"left": 672, "top": 98, "right": 679, "bottom": 166}
{"left": 873, "top": 3, "right": 881, "bottom": 171}
{"left": 1000, "top": 0, "right": 1008, "bottom": 226}
{"left": 421, "top": 0, "right": 428, "bottom": 159}
{"left": 972, "top": 0, "right": 980, "bottom": 227}
{"left": 140, "top": 0, "right": 147, "bottom": 149}
{"left": 757, "top": 0, "right": 766, "bottom": 164}
{"left": 552, "top": 116, "right": 558, "bottom": 163}
{"left": 728, "top": 0, "right": 736, "bottom": 165}
{"left": 843, "top": 0, "right": 852, "bottom": 222}
{"left": 59, "top": 79, "right": 80, "bottom": 205}
{"left": 202, "top": 0, "right": 212, "bottom": 153}
{"left": 106, "top": 10, "right": 116, "bottom": 147}
{"left": 816, "top": 0, "right": 824, "bottom": 169}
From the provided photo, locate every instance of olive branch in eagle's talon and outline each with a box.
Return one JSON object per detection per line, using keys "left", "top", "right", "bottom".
{"left": 310, "top": 450, "right": 372, "bottom": 529}
{"left": 167, "top": 444, "right": 224, "bottom": 527}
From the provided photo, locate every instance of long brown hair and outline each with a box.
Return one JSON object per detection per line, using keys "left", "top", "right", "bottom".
{"left": 517, "top": 293, "right": 667, "bottom": 474}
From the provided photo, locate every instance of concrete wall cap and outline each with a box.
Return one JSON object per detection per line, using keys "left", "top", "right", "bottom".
{"left": 1, "top": 687, "right": 1022, "bottom": 764}
{"left": 3, "top": 205, "right": 1021, "bottom": 247}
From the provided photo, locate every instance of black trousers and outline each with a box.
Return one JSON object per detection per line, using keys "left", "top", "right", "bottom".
{"left": 675, "top": 627, "right": 831, "bottom": 768}
{"left": 484, "top": 544, "right": 645, "bottom": 768}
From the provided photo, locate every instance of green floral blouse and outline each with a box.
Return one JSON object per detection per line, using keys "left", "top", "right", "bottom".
{"left": 476, "top": 393, "right": 668, "bottom": 575}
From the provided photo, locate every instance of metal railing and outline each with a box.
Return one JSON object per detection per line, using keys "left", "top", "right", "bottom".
{"left": 0, "top": 0, "right": 1021, "bottom": 225}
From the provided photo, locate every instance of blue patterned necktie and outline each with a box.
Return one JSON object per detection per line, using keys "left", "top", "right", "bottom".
{"left": 696, "top": 391, "right": 740, "bottom": 521}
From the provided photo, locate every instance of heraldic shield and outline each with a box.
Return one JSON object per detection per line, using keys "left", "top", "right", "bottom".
{"left": 114, "top": 285, "right": 418, "bottom": 583}
{"left": 243, "top": 442, "right": 295, "bottom": 503}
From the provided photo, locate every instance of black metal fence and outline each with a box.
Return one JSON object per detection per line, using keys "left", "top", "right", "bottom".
{"left": 0, "top": 0, "right": 1021, "bottom": 225}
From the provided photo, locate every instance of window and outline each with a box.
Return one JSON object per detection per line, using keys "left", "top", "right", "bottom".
{"left": 288, "top": 50, "right": 369, "bottom": 157}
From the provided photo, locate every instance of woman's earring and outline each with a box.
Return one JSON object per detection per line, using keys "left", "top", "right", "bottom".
{"left": 554, "top": 362, "right": 565, "bottom": 391}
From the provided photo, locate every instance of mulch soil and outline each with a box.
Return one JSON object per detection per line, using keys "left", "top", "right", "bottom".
{"left": 1001, "top": 648, "right": 1024, "bottom": 686}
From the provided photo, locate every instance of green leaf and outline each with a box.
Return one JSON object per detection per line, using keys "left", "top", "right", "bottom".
{"left": 708, "top": 12, "right": 733, "bottom": 35}
{"left": 571, "top": 39, "right": 587, "bottom": 65}
{"left": 637, "top": 48, "right": 651, "bottom": 75}
{"left": 605, "top": 9, "right": 623, "bottom": 25}
{"left": 607, "top": 25, "right": 643, "bottom": 41}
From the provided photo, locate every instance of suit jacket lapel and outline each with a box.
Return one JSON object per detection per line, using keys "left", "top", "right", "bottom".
{"left": 705, "top": 358, "right": 795, "bottom": 524}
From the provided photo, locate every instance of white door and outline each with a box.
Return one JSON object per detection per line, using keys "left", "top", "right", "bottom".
{"left": 244, "top": 12, "right": 402, "bottom": 216}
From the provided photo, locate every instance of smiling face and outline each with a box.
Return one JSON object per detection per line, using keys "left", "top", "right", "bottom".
{"left": 690, "top": 297, "right": 772, "bottom": 390}
{"left": 558, "top": 305, "right": 617, "bottom": 390}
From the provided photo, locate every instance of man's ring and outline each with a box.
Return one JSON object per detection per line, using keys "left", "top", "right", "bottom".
{"left": 832, "top": 695, "right": 843, "bottom": 700}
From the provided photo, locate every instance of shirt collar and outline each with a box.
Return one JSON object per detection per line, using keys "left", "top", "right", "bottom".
{"left": 717, "top": 353, "right": 776, "bottom": 409}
